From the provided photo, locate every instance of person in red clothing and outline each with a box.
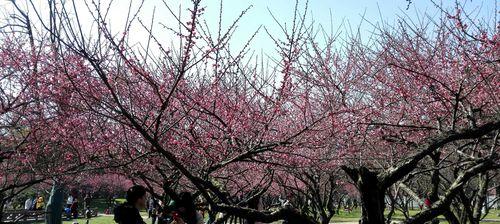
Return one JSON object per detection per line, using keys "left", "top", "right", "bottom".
{"left": 424, "top": 192, "right": 432, "bottom": 208}
{"left": 71, "top": 197, "right": 79, "bottom": 219}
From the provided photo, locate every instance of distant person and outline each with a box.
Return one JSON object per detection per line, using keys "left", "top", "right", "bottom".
{"left": 148, "top": 198, "right": 155, "bottom": 218}
{"left": 424, "top": 192, "right": 432, "bottom": 209}
{"left": 150, "top": 204, "right": 158, "bottom": 224}
{"left": 114, "top": 185, "right": 147, "bottom": 224}
{"left": 172, "top": 192, "right": 203, "bottom": 224}
{"left": 35, "top": 196, "right": 45, "bottom": 210}
{"left": 148, "top": 198, "right": 158, "bottom": 224}
{"left": 31, "top": 197, "right": 37, "bottom": 210}
{"left": 24, "top": 197, "right": 33, "bottom": 210}
{"left": 67, "top": 195, "right": 74, "bottom": 209}
{"left": 84, "top": 194, "right": 91, "bottom": 209}
{"left": 85, "top": 203, "right": 93, "bottom": 224}
{"left": 71, "top": 197, "right": 79, "bottom": 219}
{"left": 65, "top": 206, "right": 72, "bottom": 220}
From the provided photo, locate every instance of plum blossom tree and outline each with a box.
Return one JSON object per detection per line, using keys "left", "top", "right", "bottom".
{"left": 1, "top": 0, "right": 498, "bottom": 224}
{"left": 0, "top": 2, "right": 145, "bottom": 220}
{"left": 2, "top": 0, "right": 330, "bottom": 223}
{"left": 287, "top": 5, "right": 500, "bottom": 224}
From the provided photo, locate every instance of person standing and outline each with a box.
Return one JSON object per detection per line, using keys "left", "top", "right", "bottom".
{"left": 70, "top": 197, "right": 79, "bottom": 219}
{"left": 114, "top": 185, "right": 147, "bottom": 224}
{"left": 147, "top": 198, "right": 155, "bottom": 218}
{"left": 35, "top": 196, "right": 45, "bottom": 210}
{"left": 151, "top": 205, "right": 158, "bottom": 224}
{"left": 84, "top": 194, "right": 91, "bottom": 210}
{"left": 67, "top": 195, "right": 74, "bottom": 209}
{"left": 24, "top": 197, "right": 33, "bottom": 210}
{"left": 424, "top": 192, "right": 432, "bottom": 209}
{"left": 172, "top": 192, "right": 203, "bottom": 224}
{"left": 31, "top": 196, "right": 37, "bottom": 210}
{"left": 148, "top": 198, "right": 159, "bottom": 224}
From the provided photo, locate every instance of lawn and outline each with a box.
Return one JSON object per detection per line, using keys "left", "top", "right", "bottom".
{"left": 331, "top": 208, "right": 500, "bottom": 223}
{"left": 49, "top": 216, "right": 114, "bottom": 224}
{"left": 35, "top": 212, "right": 149, "bottom": 224}
{"left": 34, "top": 204, "right": 499, "bottom": 224}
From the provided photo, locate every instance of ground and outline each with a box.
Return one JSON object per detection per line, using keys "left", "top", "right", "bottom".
{"left": 39, "top": 209, "right": 499, "bottom": 224}
{"left": 33, "top": 199, "right": 500, "bottom": 223}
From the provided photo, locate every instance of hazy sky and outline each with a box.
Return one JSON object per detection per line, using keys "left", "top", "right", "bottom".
{"left": 1, "top": 0, "right": 497, "bottom": 56}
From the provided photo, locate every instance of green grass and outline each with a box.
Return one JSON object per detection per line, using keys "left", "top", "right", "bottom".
{"left": 35, "top": 212, "right": 151, "bottom": 224}
{"left": 34, "top": 203, "right": 500, "bottom": 224}
{"left": 34, "top": 215, "right": 114, "bottom": 224}
{"left": 330, "top": 208, "right": 500, "bottom": 223}
{"left": 60, "top": 216, "right": 114, "bottom": 224}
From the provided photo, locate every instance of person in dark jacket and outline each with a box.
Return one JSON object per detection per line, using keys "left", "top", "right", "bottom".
{"left": 175, "top": 192, "right": 203, "bottom": 224}
{"left": 114, "top": 185, "right": 148, "bottom": 224}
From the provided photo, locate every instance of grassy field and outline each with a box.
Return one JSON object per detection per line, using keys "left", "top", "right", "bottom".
{"left": 330, "top": 208, "right": 500, "bottom": 223}
{"left": 50, "top": 216, "right": 114, "bottom": 224}
{"left": 36, "top": 215, "right": 500, "bottom": 224}
{"left": 40, "top": 215, "right": 500, "bottom": 224}
{"left": 34, "top": 202, "right": 500, "bottom": 224}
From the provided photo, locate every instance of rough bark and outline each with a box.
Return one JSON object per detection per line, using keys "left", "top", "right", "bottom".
{"left": 472, "top": 172, "right": 489, "bottom": 224}
{"left": 45, "top": 181, "right": 64, "bottom": 224}
{"left": 342, "top": 166, "right": 385, "bottom": 224}
{"left": 429, "top": 152, "right": 441, "bottom": 203}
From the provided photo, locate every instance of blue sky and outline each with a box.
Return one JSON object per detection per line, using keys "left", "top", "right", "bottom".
{"left": 202, "top": 0, "right": 496, "bottom": 51}
{"left": 133, "top": 0, "right": 497, "bottom": 55}
{"left": 1, "top": 0, "right": 497, "bottom": 56}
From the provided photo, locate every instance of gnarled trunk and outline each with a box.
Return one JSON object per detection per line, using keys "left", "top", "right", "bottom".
{"left": 342, "top": 166, "right": 386, "bottom": 224}
{"left": 359, "top": 180, "right": 385, "bottom": 224}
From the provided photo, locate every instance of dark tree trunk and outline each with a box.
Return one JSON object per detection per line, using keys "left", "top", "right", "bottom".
{"left": 245, "top": 195, "right": 260, "bottom": 224}
{"left": 0, "top": 192, "right": 5, "bottom": 224}
{"left": 343, "top": 166, "right": 386, "bottom": 224}
{"left": 320, "top": 210, "right": 335, "bottom": 224}
{"left": 429, "top": 152, "right": 441, "bottom": 203}
{"left": 45, "top": 181, "right": 64, "bottom": 224}
{"left": 359, "top": 182, "right": 385, "bottom": 224}
{"left": 443, "top": 210, "right": 460, "bottom": 224}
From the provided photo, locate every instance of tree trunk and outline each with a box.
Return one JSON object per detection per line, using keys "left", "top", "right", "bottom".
{"left": 443, "top": 210, "right": 460, "bottom": 224}
{"left": 0, "top": 192, "right": 5, "bottom": 223}
{"left": 429, "top": 152, "right": 440, "bottom": 203}
{"left": 245, "top": 195, "right": 260, "bottom": 224}
{"left": 472, "top": 172, "right": 488, "bottom": 224}
{"left": 45, "top": 181, "right": 64, "bottom": 224}
{"left": 343, "top": 166, "right": 386, "bottom": 224}
{"left": 320, "top": 212, "right": 334, "bottom": 224}
{"left": 359, "top": 181, "right": 385, "bottom": 224}
{"left": 385, "top": 188, "right": 396, "bottom": 224}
